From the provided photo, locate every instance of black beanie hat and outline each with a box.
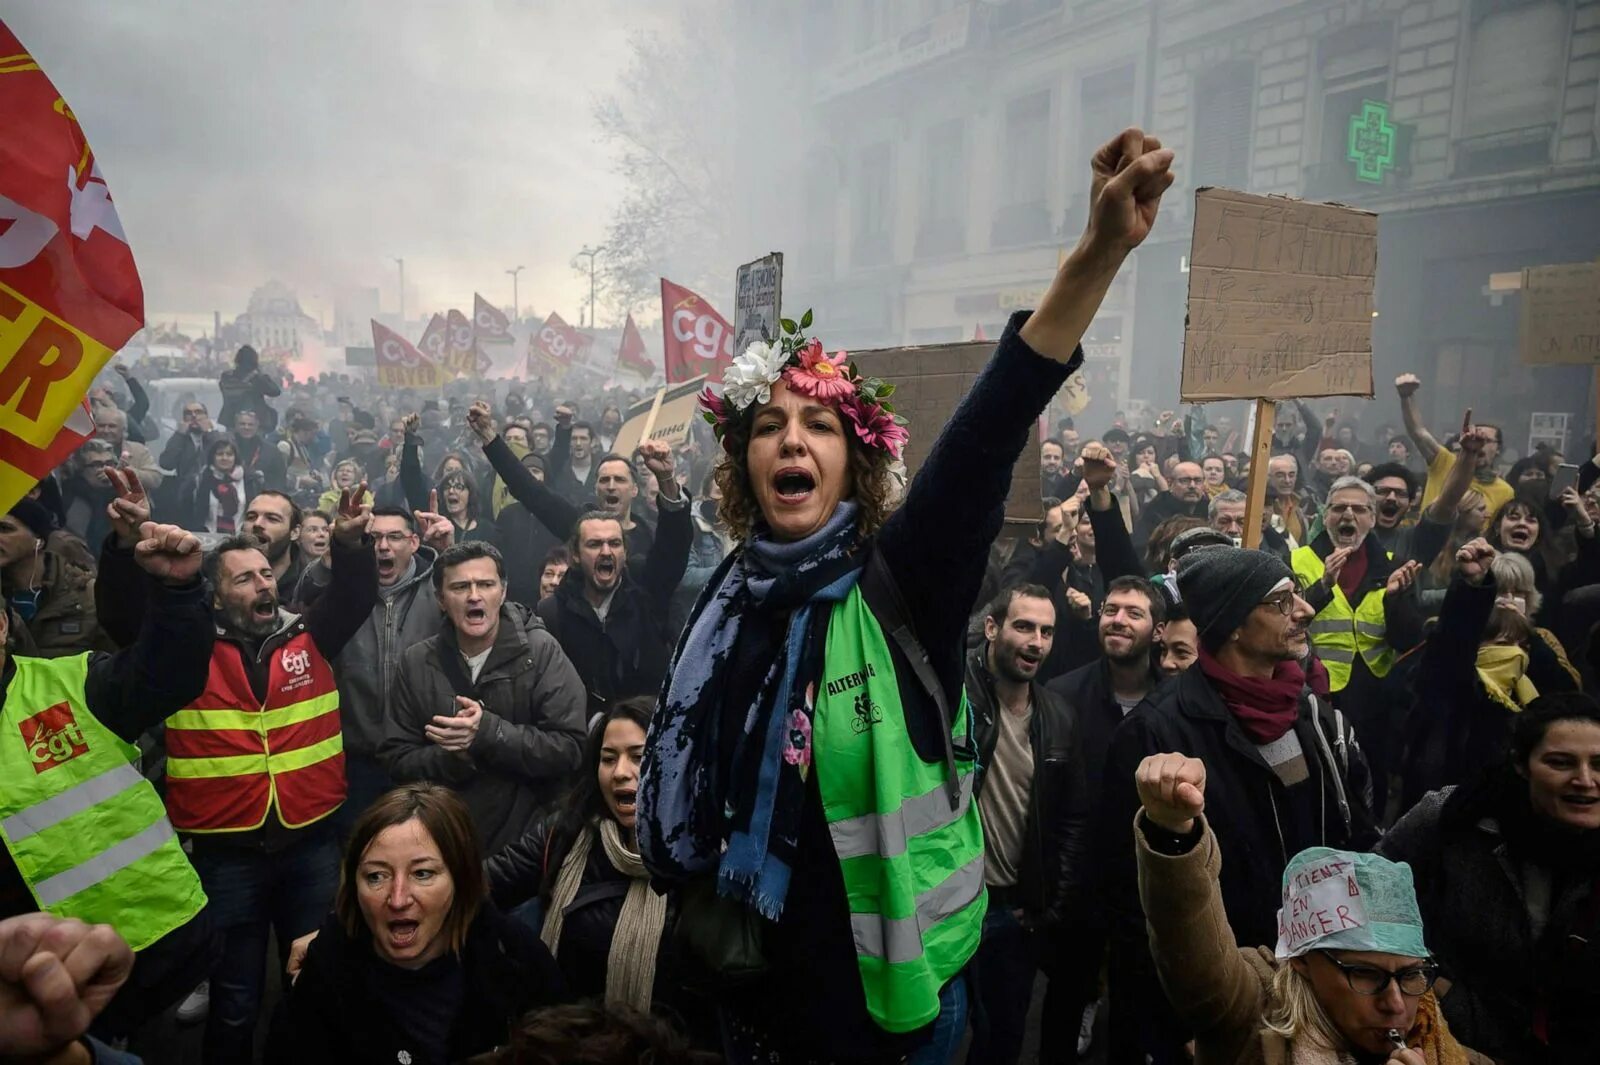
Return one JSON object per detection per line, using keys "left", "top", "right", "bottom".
{"left": 8, "top": 498, "right": 55, "bottom": 541}
{"left": 1176, "top": 547, "right": 1295, "bottom": 651}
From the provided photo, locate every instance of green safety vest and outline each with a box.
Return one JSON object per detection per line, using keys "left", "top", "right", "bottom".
{"left": 0, "top": 653, "right": 206, "bottom": 951}
{"left": 1291, "top": 545, "right": 1396, "bottom": 692}
{"left": 812, "top": 585, "right": 987, "bottom": 1034}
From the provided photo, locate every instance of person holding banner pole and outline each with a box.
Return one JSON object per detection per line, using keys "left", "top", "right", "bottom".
{"left": 635, "top": 128, "right": 1174, "bottom": 1064}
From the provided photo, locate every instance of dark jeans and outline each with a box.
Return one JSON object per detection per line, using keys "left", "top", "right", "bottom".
{"left": 330, "top": 752, "right": 393, "bottom": 843}
{"left": 966, "top": 904, "right": 1039, "bottom": 1065}
{"left": 189, "top": 827, "right": 340, "bottom": 1064}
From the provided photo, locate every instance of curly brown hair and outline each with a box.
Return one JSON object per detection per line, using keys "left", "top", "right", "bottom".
{"left": 711, "top": 408, "right": 897, "bottom": 543}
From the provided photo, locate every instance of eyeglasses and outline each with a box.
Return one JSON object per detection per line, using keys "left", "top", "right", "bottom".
{"left": 1258, "top": 591, "right": 1297, "bottom": 615}
{"left": 373, "top": 531, "right": 414, "bottom": 545}
{"left": 1317, "top": 952, "right": 1439, "bottom": 997}
{"left": 1373, "top": 486, "right": 1408, "bottom": 498}
{"left": 1327, "top": 503, "right": 1372, "bottom": 516}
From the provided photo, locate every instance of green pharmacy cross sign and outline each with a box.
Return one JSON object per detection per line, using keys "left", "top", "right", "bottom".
{"left": 1347, "top": 100, "right": 1396, "bottom": 184}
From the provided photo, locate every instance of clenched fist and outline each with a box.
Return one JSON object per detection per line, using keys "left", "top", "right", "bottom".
{"left": 1136, "top": 753, "right": 1206, "bottom": 835}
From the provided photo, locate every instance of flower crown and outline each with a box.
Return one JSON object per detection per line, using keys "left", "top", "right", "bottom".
{"left": 699, "top": 309, "right": 909, "bottom": 459}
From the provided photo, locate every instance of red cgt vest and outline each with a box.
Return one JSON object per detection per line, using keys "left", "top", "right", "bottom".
{"left": 163, "top": 629, "right": 346, "bottom": 833}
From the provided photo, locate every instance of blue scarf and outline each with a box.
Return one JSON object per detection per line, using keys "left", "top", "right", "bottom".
{"left": 639, "top": 501, "right": 862, "bottom": 919}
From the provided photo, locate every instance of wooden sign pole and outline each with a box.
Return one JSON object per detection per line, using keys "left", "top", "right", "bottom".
{"left": 636, "top": 387, "right": 667, "bottom": 450}
{"left": 1243, "top": 398, "right": 1276, "bottom": 550}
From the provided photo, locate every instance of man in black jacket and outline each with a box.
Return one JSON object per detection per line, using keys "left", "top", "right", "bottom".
{"left": 1097, "top": 546, "right": 1378, "bottom": 1063}
{"left": 1132, "top": 460, "right": 1208, "bottom": 556}
{"left": 535, "top": 441, "right": 690, "bottom": 719}
{"left": 966, "top": 583, "right": 1090, "bottom": 1065}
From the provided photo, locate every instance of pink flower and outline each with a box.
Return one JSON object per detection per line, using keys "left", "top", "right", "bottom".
{"left": 841, "top": 394, "right": 909, "bottom": 459}
{"left": 782, "top": 343, "right": 856, "bottom": 402}
{"left": 782, "top": 708, "right": 813, "bottom": 768}
{"left": 698, "top": 386, "right": 727, "bottom": 421}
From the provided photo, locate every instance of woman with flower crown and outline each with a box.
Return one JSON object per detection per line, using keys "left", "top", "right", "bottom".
{"left": 637, "top": 130, "right": 1176, "bottom": 1064}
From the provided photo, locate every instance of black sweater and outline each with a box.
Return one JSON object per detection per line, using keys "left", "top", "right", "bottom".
{"left": 717, "top": 311, "right": 1076, "bottom": 1059}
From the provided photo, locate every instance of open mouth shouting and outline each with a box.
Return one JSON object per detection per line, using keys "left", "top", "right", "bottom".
{"left": 1504, "top": 523, "right": 1536, "bottom": 549}
{"left": 386, "top": 918, "right": 421, "bottom": 951}
{"left": 611, "top": 785, "right": 638, "bottom": 825}
{"left": 463, "top": 604, "right": 490, "bottom": 631}
{"left": 592, "top": 555, "right": 619, "bottom": 586}
{"left": 1333, "top": 521, "right": 1361, "bottom": 546}
{"left": 251, "top": 594, "right": 277, "bottom": 624}
{"left": 772, "top": 466, "right": 816, "bottom": 507}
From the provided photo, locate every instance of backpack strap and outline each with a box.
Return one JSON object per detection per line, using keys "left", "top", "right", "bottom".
{"left": 861, "top": 547, "right": 961, "bottom": 810}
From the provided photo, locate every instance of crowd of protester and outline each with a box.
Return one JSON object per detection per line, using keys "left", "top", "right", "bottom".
{"left": 3, "top": 129, "right": 1597, "bottom": 1065}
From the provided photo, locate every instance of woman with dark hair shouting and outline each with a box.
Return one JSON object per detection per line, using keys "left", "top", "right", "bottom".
{"left": 636, "top": 129, "right": 1175, "bottom": 1064}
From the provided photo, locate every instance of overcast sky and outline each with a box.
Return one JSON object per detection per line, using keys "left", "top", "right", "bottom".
{"left": 6, "top": 1, "right": 662, "bottom": 330}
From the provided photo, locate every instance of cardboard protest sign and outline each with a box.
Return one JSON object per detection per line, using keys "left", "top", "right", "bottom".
{"left": 1180, "top": 188, "right": 1377, "bottom": 402}
{"left": 0, "top": 20, "right": 145, "bottom": 510}
{"left": 1519, "top": 262, "right": 1600, "bottom": 365}
{"left": 611, "top": 376, "right": 708, "bottom": 459}
{"left": 734, "top": 252, "right": 783, "bottom": 361}
{"left": 372, "top": 320, "right": 445, "bottom": 388}
{"left": 850, "top": 341, "right": 1041, "bottom": 530}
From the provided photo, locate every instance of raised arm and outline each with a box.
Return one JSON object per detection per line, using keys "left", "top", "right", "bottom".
{"left": 638, "top": 440, "right": 692, "bottom": 609}
{"left": 469, "top": 403, "right": 580, "bottom": 542}
{"left": 1081, "top": 442, "right": 1144, "bottom": 580}
{"left": 882, "top": 129, "right": 1173, "bottom": 658}
{"left": 399, "top": 414, "right": 429, "bottom": 511}
{"left": 303, "top": 488, "right": 380, "bottom": 661}
{"left": 1395, "top": 373, "right": 1442, "bottom": 466}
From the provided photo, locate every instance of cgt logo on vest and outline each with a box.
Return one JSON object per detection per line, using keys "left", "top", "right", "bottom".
{"left": 21, "top": 702, "right": 89, "bottom": 773}
{"left": 280, "top": 648, "right": 311, "bottom": 676}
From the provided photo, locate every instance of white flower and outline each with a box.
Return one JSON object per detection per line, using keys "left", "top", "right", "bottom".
{"left": 720, "top": 339, "right": 789, "bottom": 410}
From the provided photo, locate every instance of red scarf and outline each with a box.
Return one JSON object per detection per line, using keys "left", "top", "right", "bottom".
{"left": 1197, "top": 647, "right": 1304, "bottom": 743}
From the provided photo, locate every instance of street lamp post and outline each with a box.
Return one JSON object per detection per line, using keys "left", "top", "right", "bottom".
{"left": 393, "top": 257, "right": 405, "bottom": 323}
{"left": 506, "top": 265, "right": 524, "bottom": 325}
{"left": 576, "top": 245, "right": 605, "bottom": 328}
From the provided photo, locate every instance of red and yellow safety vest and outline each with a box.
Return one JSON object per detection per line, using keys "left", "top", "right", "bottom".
{"left": 163, "top": 630, "right": 346, "bottom": 832}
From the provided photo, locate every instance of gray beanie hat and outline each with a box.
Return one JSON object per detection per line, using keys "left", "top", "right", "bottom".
{"left": 1176, "top": 547, "right": 1295, "bottom": 651}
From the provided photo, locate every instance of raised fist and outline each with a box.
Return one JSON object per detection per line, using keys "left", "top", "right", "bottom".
{"left": 1085, "top": 127, "right": 1175, "bottom": 256}
{"left": 1394, "top": 373, "right": 1421, "bottom": 399}
{"left": 1135, "top": 753, "right": 1206, "bottom": 835}
{"left": 1456, "top": 537, "right": 1495, "bottom": 584}
{"left": 1078, "top": 442, "right": 1117, "bottom": 493}
{"left": 1065, "top": 587, "right": 1093, "bottom": 621}
{"left": 133, "top": 523, "right": 202, "bottom": 585}
{"left": 467, "top": 402, "right": 496, "bottom": 444}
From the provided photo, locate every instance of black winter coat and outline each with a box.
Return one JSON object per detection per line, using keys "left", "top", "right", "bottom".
{"left": 267, "top": 903, "right": 565, "bottom": 1065}
{"left": 1380, "top": 776, "right": 1600, "bottom": 1065}
{"left": 965, "top": 650, "right": 1090, "bottom": 930}
{"left": 1099, "top": 665, "right": 1379, "bottom": 954}
{"left": 535, "top": 497, "right": 691, "bottom": 718}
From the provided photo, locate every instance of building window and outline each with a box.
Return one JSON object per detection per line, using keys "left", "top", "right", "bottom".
{"left": 803, "top": 167, "right": 837, "bottom": 275}
{"left": 1308, "top": 23, "right": 1395, "bottom": 197}
{"left": 1191, "top": 63, "right": 1255, "bottom": 190}
{"left": 1457, "top": 0, "right": 1566, "bottom": 176}
{"left": 917, "top": 120, "right": 966, "bottom": 258}
{"left": 1073, "top": 64, "right": 1137, "bottom": 228}
{"left": 993, "top": 90, "right": 1051, "bottom": 248}
{"left": 852, "top": 142, "right": 893, "bottom": 268}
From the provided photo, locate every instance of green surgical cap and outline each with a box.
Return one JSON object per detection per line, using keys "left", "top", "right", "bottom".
{"left": 1274, "top": 847, "right": 1428, "bottom": 961}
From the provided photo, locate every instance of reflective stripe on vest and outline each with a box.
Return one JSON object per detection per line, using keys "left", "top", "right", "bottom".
{"left": 164, "top": 631, "right": 345, "bottom": 832}
{"left": 1290, "top": 546, "right": 1396, "bottom": 692}
{"left": 812, "top": 585, "right": 987, "bottom": 1034}
{"left": 0, "top": 654, "right": 206, "bottom": 951}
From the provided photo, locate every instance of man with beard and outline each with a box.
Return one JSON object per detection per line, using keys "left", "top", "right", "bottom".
{"left": 244, "top": 491, "right": 320, "bottom": 608}
{"left": 965, "top": 585, "right": 1091, "bottom": 1065}
{"left": 534, "top": 442, "right": 691, "bottom": 720}
{"left": 1040, "top": 438, "right": 1071, "bottom": 501}
{"left": 547, "top": 407, "right": 598, "bottom": 504}
{"left": 1042, "top": 573, "right": 1165, "bottom": 1058}
{"left": 467, "top": 402, "right": 655, "bottom": 573}
{"left": 381, "top": 542, "right": 586, "bottom": 854}
{"left": 1096, "top": 547, "right": 1379, "bottom": 1063}
{"left": 158, "top": 488, "right": 377, "bottom": 1063}
{"left": 1133, "top": 460, "right": 1208, "bottom": 556}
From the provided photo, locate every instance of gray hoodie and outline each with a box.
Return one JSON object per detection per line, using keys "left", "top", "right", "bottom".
{"left": 333, "top": 545, "right": 442, "bottom": 755}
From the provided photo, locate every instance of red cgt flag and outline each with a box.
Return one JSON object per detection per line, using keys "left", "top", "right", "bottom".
{"left": 373, "top": 320, "right": 445, "bottom": 388}
{"left": 616, "top": 313, "right": 654, "bottom": 381}
{"left": 417, "top": 313, "right": 449, "bottom": 364}
{"left": 473, "top": 292, "right": 512, "bottom": 344}
{"left": 0, "top": 20, "right": 145, "bottom": 509}
{"left": 660, "top": 278, "right": 734, "bottom": 384}
{"left": 444, "top": 308, "right": 477, "bottom": 376}
{"left": 527, "top": 311, "right": 582, "bottom": 375}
